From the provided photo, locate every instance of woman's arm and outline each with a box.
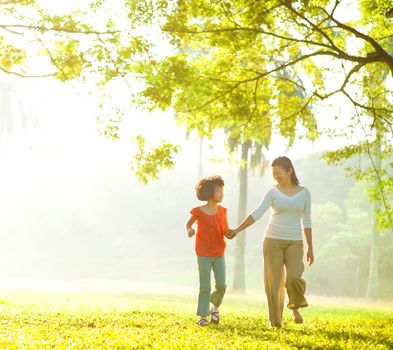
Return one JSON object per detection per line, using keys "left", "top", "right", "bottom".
{"left": 186, "top": 216, "right": 196, "bottom": 237}
{"left": 304, "top": 228, "right": 314, "bottom": 266}
{"left": 230, "top": 215, "right": 256, "bottom": 237}
{"left": 229, "top": 190, "right": 273, "bottom": 237}
{"left": 301, "top": 188, "right": 312, "bottom": 229}
{"left": 302, "top": 189, "right": 313, "bottom": 265}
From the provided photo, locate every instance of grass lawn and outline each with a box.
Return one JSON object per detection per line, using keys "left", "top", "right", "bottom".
{"left": 0, "top": 287, "right": 392, "bottom": 349}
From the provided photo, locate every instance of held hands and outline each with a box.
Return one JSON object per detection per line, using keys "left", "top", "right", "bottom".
{"left": 224, "top": 229, "right": 237, "bottom": 240}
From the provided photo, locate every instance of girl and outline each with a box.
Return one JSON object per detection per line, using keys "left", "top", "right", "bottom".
{"left": 186, "top": 175, "right": 229, "bottom": 326}
{"left": 228, "top": 156, "right": 314, "bottom": 328}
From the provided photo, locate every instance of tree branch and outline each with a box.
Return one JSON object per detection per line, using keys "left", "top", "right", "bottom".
{"left": 315, "top": 7, "right": 393, "bottom": 74}
{"left": 374, "top": 34, "right": 393, "bottom": 41}
{"left": 281, "top": 0, "right": 343, "bottom": 54}
{"left": 271, "top": 74, "right": 307, "bottom": 93}
{"left": 164, "top": 25, "right": 334, "bottom": 50}
{"left": 219, "top": 0, "right": 240, "bottom": 27}
{"left": 282, "top": 93, "right": 315, "bottom": 122}
{"left": 330, "top": 0, "right": 341, "bottom": 18}
{"left": 189, "top": 49, "right": 375, "bottom": 113}
{"left": 314, "top": 62, "right": 367, "bottom": 100}
{"left": 96, "top": 34, "right": 132, "bottom": 89}
{"left": 0, "top": 24, "right": 119, "bottom": 35}
{"left": 356, "top": 110, "right": 393, "bottom": 226}
{"left": 0, "top": 25, "right": 24, "bottom": 35}
{"left": 256, "top": 50, "right": 373, "bottom": 76}
{"left": 0, "top": 65, "right": 54, "bottom": 78}
{"left": 187, "top": 79, "right": 250, "bottom": 112}
{"left": 342, "top": 89, "right": 393, "bottom": 114}
{"left": 30, "top": 29, "right": 69, "bottom": 80}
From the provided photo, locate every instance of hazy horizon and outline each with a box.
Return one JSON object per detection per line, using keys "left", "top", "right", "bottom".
{"left": 0, "top": 75, "right": 391, "bottom": 300}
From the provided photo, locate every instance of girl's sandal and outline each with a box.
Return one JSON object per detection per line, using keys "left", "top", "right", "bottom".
{"left": 197, "top": 318, "right": 209, "bottom": 326}
{"left": 210, "top": 308, "right": 220, "bottom": 325}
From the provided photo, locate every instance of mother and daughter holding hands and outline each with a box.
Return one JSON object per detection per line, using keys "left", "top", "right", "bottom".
{"left": 186, "top": 156, "right": 314, "bottom": 328}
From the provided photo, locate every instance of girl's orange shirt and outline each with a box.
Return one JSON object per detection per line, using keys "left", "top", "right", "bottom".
{"left": 190, "top": 205, "right": 228, "bottom": 257}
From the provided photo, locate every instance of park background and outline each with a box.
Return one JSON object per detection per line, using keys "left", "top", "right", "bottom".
{"left": 0, "top": 0, "right": 392, "bottom": 349}
{"left": 1, "top": 75, "right": 392, "bottom": 299}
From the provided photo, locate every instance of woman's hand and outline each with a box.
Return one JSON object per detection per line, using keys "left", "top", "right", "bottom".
{"left": 307, "top": 248, "right": 314, "bottom": 266}
{"left": 225, "top": 229, "right": 236, "bottom": 239}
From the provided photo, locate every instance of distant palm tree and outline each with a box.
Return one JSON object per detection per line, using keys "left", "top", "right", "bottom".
{"left": 228, "top": 138, "right": 268, "bottom": 291}
{"left": 229, "top": 65, "right": 308, "bottom": 292}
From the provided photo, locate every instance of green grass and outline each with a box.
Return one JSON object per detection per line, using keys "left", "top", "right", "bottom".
{"left": 0, "top": 288, "right": 392, "bottom": 349}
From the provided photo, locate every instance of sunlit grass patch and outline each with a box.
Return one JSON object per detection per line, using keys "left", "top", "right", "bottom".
{"left": 0, "top": 289, "right": 392, "bottom": 349}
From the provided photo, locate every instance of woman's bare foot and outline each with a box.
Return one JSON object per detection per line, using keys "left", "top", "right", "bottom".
{"left": 292, "top": 309, "right": 304, "bottom": 324}
{"left": 269, "top": 322, "right": 282, "bottom": 329}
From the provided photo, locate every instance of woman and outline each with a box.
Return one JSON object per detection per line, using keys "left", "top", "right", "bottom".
{"left": 228, "top": 156, "right": 314, "bottom": 328}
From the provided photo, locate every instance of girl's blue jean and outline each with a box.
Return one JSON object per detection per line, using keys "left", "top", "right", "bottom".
{"left": 196, "top": 256, "right": 226, "bottom": 317}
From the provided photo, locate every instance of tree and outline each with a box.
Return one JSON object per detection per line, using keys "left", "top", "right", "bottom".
{"left": 308, "top": 185, "right": 372, "bottom": 297}
{"left": 123, "top": 0, "right": 393, "bottom": 296}
{"left": 324, "top": 61, "right": 392, "bottom": 298}
{"left": 366, "top": 135, "right": 381, "bottom": 299}
{"left": 0, "top": 1, "right": 180, "bottom": 178}
{"left": 130, "top": 0, "right": 391, "bottom": 129}
{"left": 228, "top": 67, "right": 302, "bottom": 291}
{"left": 2, "top": 2, "right": 392, "bottom": 225}
{"left": 127, "top": 0, "right": 392, "bottom": 229}
{"left": 229, "top": 140, "right": 268, "bottom": 291}
{"left": 1, "top": 1, "right": 120, "bottom": 80}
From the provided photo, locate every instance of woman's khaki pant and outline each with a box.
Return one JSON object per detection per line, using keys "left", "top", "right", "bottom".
{"left": 263, "top": 238, "right": 308, "bottom": 327}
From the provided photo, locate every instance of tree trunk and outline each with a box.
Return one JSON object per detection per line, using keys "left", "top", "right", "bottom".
{"left": 233, "top": 141, "right": 250, "bottom": 292}
{"left": 354, "top": 258, "right": 360, "bottom": 298}
{"left": 366, "top": 136, "right": 381, "bottom": 299}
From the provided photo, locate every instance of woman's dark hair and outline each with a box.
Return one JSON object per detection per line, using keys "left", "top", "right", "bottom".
{"left": 195, "top": 175, "right": 224, "bottom": 201}
{"left": 271, "top": 156, "right": 299, "bottom": 185}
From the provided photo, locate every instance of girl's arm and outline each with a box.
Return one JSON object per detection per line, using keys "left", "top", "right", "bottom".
{"left": 304, "top": 228, "right": 314, "bottom": 266}
{"left": 223, "top": 211, "right": 233, "bottom": 239}
{"left": 186, "top": 216, "right": 196, "bottom": 237}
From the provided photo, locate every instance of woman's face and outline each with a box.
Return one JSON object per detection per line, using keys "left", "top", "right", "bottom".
{"left": 272, "top": 166, "right": 292, "bottom": 185}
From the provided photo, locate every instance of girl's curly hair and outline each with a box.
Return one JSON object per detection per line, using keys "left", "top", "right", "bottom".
{"left": 195, "top": 175, "right": 224, "bottom": 201}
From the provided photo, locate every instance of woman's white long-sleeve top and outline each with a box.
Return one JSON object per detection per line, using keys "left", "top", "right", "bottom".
{"left": 250, "top": 187, "right": 311, "bottom": 241}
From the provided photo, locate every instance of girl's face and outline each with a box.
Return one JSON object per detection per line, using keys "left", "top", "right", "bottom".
{"left": 272, "top": 166, "right": 292, "bottom": 185}
{"left": 212, "top": 186, "right": 224, "bottom": 203}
